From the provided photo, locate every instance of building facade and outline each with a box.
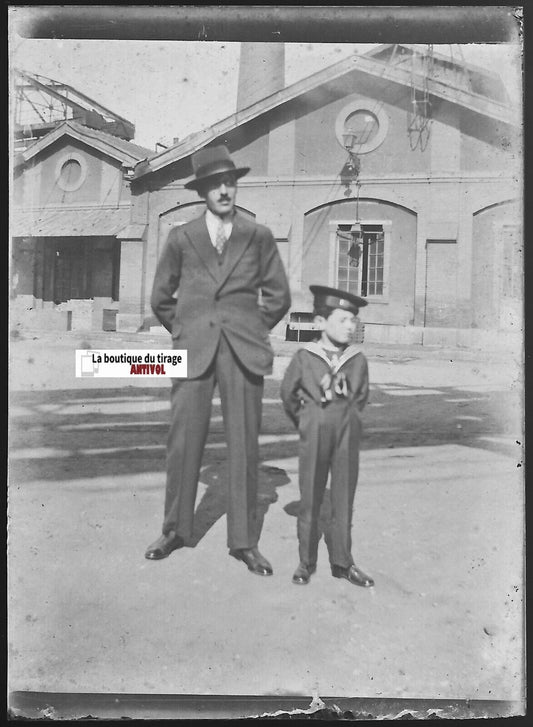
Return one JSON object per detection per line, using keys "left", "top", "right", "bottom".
{"left": 11, "top": 121, "right": 150, "bottom": 332}
{"left": 11, "top": 46, "right": 522, "bottom": 347}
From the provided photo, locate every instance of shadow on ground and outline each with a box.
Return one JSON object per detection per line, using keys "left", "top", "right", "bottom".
{"left": 9, "top": 377, "right": 520, "bottom": 486}
{"left": 185, "top": 463, "right": 290, "bottom": 547}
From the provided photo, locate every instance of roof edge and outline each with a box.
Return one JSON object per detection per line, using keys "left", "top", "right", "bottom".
{"left": 19, "top": 120, "right": 149, "bottom": 167}
{"left": 135, "top": 51, "right": 519, "bottom": 180}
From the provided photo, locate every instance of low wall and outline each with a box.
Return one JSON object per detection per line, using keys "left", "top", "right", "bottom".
{"left": 10, "top": 298, "right": 120, "bottom": 333}
{"left": 364, "top": 323, "right": 522, "bottom": 351}
{"left": 11, "top": 307, "right": 71, "bottom": 334}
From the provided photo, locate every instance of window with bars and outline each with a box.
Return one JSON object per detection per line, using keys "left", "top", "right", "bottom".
{"left": 336, "top": 223, "right": 384, "bottom": 297}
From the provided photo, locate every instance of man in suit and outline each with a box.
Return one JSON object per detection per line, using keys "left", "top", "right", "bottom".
{"left": 145, "top": 145, "right": 291, "bottom": 575}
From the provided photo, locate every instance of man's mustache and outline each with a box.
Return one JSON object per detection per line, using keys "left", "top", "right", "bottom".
{"left": 217, "top": 196, "right": 231, "bottom": 202}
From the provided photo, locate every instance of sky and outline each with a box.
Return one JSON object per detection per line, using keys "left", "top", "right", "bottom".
{"left": 10, "top": 36, "right": 522, "bottom": 151}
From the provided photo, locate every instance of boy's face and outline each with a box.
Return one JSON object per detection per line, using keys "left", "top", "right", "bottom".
{"left": 317, "top": 307, "right": 358, "bottom": 346}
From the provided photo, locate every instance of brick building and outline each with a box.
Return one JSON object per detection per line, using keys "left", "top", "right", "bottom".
{"left": 126, "top": 44, "right": 521, "bottom": 347}
{"left": 11, "top": 45, "right": 521, "bottom": 347}
{"left": 11, "top": 120, "right": 150, "bottom": 331}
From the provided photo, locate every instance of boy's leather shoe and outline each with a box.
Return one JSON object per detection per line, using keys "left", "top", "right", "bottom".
{"left": 230, "top": 547, "right": 273, "bottom": 576}
{"left": 145, "top": 531, "right": 185, "bottom": 560}
{"left": 331, "top": 563, "right": 374, "bottom": 587}
{"left": 292, "top": 563, "right": 316, "bottom": 585}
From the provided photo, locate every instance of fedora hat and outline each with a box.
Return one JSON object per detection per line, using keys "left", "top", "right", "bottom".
{"left": 310, "top": 285, "right": 368, "bottom": 313}
{"left": 184, "top": 145, "right": 250, "bottom": 190}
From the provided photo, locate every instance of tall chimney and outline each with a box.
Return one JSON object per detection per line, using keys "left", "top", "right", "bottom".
{"left": 237, "top": 43, "right": 285, "bottom": 112}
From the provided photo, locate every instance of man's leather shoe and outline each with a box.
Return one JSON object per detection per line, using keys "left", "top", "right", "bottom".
{"left": 292, "top": 563, "right": 316, "bottom": 585}
{"left": 229, "top": 547, "right": 273, "bottom": 576}
{"left": 145, "top": 531, "right": 185, "bottom": 560}
{"left": 331, "top": 563, "right": 374, "bottom": 587}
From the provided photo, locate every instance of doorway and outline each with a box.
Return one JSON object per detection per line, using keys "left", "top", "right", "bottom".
{"left": 424, "top": 239, "right": 458, "bottom": 327}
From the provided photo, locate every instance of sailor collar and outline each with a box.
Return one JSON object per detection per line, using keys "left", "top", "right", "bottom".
{"left": 303, "top": 341, "right": 363, "bottom": 373}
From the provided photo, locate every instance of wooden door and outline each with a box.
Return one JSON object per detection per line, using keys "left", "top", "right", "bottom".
{"left": 498, "top": 225, "right": 522, "bottom": 330}
{"left": 424, "top": 240, "right": 458, "bottom": 327}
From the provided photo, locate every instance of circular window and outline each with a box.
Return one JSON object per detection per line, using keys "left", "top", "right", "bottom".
{"left": 344, "top": 110, "right": 380, "bottom": 145}
{"left": 60, "top": 159, "right": 82, "bottom": 185}
{"left": 55, "top": 152, "right": 87, "bottom": 191}
{"left": 335, "top": 100, "right": 389, "bottom": 155}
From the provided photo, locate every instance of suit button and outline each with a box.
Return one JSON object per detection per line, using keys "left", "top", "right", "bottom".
{"left": 209, "top": 321, "right": 215, "bottom": 327}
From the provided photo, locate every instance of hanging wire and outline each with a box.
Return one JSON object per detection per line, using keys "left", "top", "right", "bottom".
{"left": 341, "top": 44, "right": 402, "bottom": 159}
{"left": 408, "top": 44, "right": 433, "bottom": 151}
{"left": 301, "top": 46, "right": 436, "bottom": 262}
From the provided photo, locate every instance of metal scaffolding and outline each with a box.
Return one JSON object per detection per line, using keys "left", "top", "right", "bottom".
{"left": 12, "top": 68, "right": 135, "bottom": 151}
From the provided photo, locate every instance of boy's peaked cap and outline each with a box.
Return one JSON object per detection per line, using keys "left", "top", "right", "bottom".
{"left": 310, "top": 285, "right": 368, "bottom": 313}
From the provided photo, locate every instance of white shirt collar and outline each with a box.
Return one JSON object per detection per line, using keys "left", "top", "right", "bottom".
{"left": 304, "top": 341, "right": 363, "bottom": 372}
{"left": 205, "top": 209, "right": 234, "bottom": 247}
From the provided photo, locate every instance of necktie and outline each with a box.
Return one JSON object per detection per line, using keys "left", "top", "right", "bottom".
{"left": 215, "top": 220, "right": 227, "bottom": 255}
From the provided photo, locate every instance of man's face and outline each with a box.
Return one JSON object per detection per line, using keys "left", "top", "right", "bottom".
{"left": 318, "top": 307, "right": 358, "bottom": 346}
{"left": 199, "top": 172, "right": 237, "bottom": 218}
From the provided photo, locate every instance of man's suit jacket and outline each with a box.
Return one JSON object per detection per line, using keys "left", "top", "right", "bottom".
{"left": 151, "top": 211, "right": 291, "bottom": 378}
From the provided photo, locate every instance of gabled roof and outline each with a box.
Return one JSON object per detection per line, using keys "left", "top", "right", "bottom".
{"left": 16, "top": 120, "right": 151, "bottom": 168}
{"left": 134, "top": 45, "right": 520, "bottom": 180}
{"left": 365, "top": 44, "right": 510, "bottom": 104}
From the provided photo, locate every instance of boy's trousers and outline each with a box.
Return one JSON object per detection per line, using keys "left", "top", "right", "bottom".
{"left": 297, "top": 399, "right": 362, "bottom": 568}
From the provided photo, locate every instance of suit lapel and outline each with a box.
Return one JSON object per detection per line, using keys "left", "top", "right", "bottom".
{"left": 183, "top": 214, "right": 221, "bottom": 283}
{"left": 217, "top": 213, "right": 255, "bottom": 289}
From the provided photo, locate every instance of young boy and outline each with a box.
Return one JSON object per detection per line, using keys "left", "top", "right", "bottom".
{"left": 280, "top": 285, "right": 374, "bottom": 587}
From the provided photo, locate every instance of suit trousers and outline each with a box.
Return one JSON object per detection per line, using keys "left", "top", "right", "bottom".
{"left": 297, "top": 401, "right": 361, "bottom": 569}
{"left": 162, "top": 333, "right": 264, "bottom": 550}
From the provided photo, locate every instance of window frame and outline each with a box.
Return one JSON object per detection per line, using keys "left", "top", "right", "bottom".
{"left": 335, "top": 100, "right": 389, "bottom": 155}
{"left": 328, "top": 218, "right": 391, "bottom": 303}
{"left": 54, "top": 151, "right": 88, "bottom": 192}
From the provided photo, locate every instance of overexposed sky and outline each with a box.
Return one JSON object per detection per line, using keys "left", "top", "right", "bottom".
{"left": 9, "top": 37, "right": 522, "bottom": 151}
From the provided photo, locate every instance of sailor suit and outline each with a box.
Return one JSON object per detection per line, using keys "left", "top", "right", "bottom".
{"left": 280, "top": 342, "right": 369, "bottom": 568}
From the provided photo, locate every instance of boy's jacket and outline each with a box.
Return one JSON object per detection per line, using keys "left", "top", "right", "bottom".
{"left": 280, "top": 342, "right": 369, "bottom": 427}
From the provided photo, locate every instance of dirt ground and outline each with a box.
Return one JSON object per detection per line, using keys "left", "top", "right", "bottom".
{"left": 8, "top": 330, "right": 525, "bottom": 718}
